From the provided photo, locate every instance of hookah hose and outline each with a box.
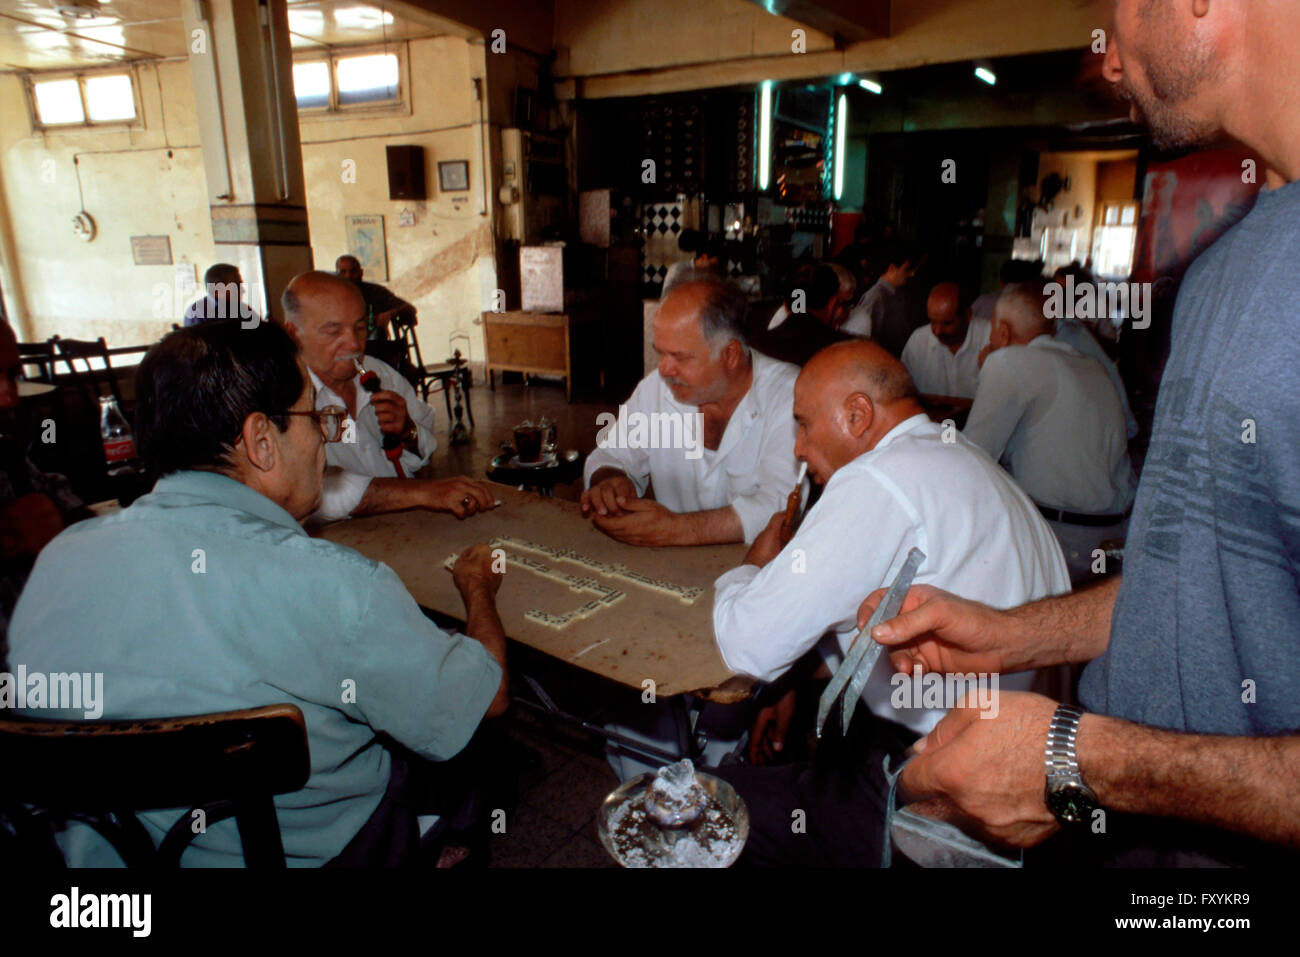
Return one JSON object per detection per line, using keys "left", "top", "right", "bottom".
{"left": 356, "top": 360, "right": 407, "bottom": 479}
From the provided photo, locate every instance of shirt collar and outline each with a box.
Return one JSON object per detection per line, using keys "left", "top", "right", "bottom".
{"left": 309, "top": 363, "right": 369, "bottom": 413}
{"left": 150, "top": 470, "right": 307, "bottom": 534}
{"left": 872, "top": 412, "right": 934, "bottom": 453}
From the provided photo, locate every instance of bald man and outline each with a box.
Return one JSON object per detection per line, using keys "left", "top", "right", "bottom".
{"left": 335, "top": 254, "right": 416, "bottom": 342}
{"left": 282, "top": 272, "right": 492, "bottom": 522}
{"left": 900, "top": 282, "right": 990, "bottom": 399}
{"left": 965, "top": 282, "right": 1135, "bottom": 584}
{"left": 582, "top": 278, "right": 801, "bottom": 547}
{"left": 711, "top": 340, "right": 1067, "bottom": 867}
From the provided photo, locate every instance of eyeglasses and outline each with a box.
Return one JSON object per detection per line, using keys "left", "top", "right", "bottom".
{"left": 277, "top": 405, "right": 348, "bottom": 443}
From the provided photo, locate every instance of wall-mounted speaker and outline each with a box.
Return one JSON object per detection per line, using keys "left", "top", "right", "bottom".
{"left": 386, "top": 145, "right": 426, "bottom": 200}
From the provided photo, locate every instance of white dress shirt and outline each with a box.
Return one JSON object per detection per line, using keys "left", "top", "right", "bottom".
{"left": 841, "top": 279, "right": 899, "bottom": 339}
{"left": 1054, "top": 320, "right": 1139, "bottom": 439}
{"left": 767, "top": 304, "right": 790, "bottom": 331}
{"left": 583, "top": 352, "right": 801, "bottom": 543}
{"left": 965, "top": 336, "right": 1135, "bottom": 515}
{"left": 970, "top": 291, "right": 998, "bottom": 324}
{"left": 901, "top": 317, "right": 991, "bottom": 399}
{"left": 713, "top": 414, "right": 1069, "bottom": 735}
{"left": 311, "top": 356, "right": 438, "bottom": 520}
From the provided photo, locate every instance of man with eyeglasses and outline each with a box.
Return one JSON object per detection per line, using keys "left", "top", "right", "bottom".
{"left": 8, "top": 320, "right": 510, "bottom": 866}
{"left": 281, "top": 271, "right": 492, "bottom": 522}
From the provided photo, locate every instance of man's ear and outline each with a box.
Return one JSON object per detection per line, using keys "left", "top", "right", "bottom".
{"left": 844, "top": 392, "right": 875, "bottom": 439}
{"left": 241, "top": 412, "right": 279, "bottom": 474}
{"left": 723, "top": 339, "right": 744, "bottom": 371}
{"left": 284, "top": 321, "right": 302, "bottom": 346}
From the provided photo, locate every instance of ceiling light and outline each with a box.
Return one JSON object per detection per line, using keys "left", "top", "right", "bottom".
{"left": 858, "top": 79, "right": 882, "bottom": 95}
{"left": 975, "top": 67, "right": 997, "bottom": 86}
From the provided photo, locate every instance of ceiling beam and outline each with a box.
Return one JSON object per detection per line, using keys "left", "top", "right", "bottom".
{"left": 747, "top": 0, "right": 890, "bottom": 46}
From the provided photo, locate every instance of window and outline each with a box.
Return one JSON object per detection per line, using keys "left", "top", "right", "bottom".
{"left": 30, "top": 71, "right": 137, "bottom": 127}
{"left": 1091, "top": 202, "right": 1140, "bottom": 279}
{"left": 293, "top": 49, "right": 403, "bottom": 113}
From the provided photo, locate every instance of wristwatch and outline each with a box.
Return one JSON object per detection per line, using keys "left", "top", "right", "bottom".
{"left": 399, "top": 418, "right": 419, "bottom": 445}
{"left": 1044, "top": 703, "right": 1100, "bottom": 825}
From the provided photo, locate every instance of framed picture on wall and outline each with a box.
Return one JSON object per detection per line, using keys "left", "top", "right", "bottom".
{"left": 438, "top": 160, "right": 470, "bottom": 192}
{"left": 345, "top": 214, "right": 388, "bottom": 282}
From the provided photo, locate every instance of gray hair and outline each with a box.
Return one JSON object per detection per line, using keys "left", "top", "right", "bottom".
{"left": 667, "top": 274, "right": 751, "bottom": 360}
{"left": 995, "top": 281, "right": 1055, "bottom": 341}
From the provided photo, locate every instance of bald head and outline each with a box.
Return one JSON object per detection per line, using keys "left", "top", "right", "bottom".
{"left": 281, "top": 271, "right": 368, "bottom": 387}
{"left": 927, "top": 282, "right": 969, "bottom": 348}
{"left": 793, "top": 340, "right": 923, "bottom": 484}
{"left": 994, "top": 281, "right": 1054, "bottom": 344}
{"left": 335, "top": 255, "right": 363, "bottom": 283}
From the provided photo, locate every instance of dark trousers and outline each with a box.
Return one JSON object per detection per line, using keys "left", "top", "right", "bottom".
{"left": 711, "top": 712, "right": 918, "bottom": 868}
{"left": 325, "top": 724, "right": 513, "bottom": 868}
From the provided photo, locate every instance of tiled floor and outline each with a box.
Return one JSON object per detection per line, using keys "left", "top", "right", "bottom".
{"left": 421, "top": 375, "right": 624, "bottom": 867}
{"left": 490, "top": 709, "right": 619, "bottom": 868}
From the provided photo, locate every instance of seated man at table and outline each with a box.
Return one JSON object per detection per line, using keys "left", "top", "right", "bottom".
{"left": 282, "top": 271, "right": 493, "bottom": 522}
{"left": 582, "top": 276, "right": 802, "bottom": 546}
{"left": 183, "top": 263, "right": 262, "bottom": 327}
{"left": 710, "top": 339, "right": 1069, "bottom": 866}
{"left": 335, "top": 254, "right": 417, "bottom": 342}
{"left": 965, "top": 282, "right": 1135, "bottom": 584}
{"left": 8, "top": 320, "right": 509, "bottom": 866}
{"left": 901, "top": 281, "right": 990, "bottom": 400}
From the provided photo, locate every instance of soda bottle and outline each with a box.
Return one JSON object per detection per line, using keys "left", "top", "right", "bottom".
{"left": 99, "top": 395, "right": 138, "bottom": 476}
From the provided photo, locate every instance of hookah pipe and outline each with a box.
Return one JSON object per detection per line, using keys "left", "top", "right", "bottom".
{"left": 354, "top": 358, "right": 407, "bottom": 478}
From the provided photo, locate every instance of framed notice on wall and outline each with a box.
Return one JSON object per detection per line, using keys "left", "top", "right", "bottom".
{"left": 345, "top": 215, "right": 388, "bottom": 281}
{"left": 131, "top": 235, "right": 173, "bottom": 265}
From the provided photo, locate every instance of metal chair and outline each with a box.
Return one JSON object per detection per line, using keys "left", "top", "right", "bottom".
{"left": 391, "top": 316, "right": 474, "bottom": 441}
{"left": 0, "top": 704, "right": 311, "bottom": 868}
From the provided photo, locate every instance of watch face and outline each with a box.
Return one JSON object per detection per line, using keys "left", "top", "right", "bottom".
{"left": 1047, "top": 780, "right": 1098, "bottom": 825}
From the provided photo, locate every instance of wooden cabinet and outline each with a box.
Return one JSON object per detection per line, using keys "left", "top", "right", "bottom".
{"left": 482, "top": 310, "right": 582, "bottom": 401}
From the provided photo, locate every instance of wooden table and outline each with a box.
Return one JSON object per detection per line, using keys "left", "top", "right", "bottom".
{"left": 316, "top": 483, "right": 753, "bottom": 703}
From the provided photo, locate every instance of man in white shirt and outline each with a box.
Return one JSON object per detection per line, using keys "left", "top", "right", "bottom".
{"left": 965, "top": 282, "right": 1136, "bottom": 584}
{"left": 582, "top": 277, "right": 801, "bottom": 546}
{"left": 710, "top": 339, "right": 1068, "bottom": 866}
{"left": 900, "top": 282, "right": 990, "bottom": 399}
{"left": 282, "top": 272, "right": 493, "bottom": 522}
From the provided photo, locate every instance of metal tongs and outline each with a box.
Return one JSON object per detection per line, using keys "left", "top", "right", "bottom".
{"left": 816, "top": 547, "right": 925, "bottom": 738}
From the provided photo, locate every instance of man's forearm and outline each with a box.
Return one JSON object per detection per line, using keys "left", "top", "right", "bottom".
{"left": 671, "top": 506, "right": 745, "bottom": 546}
{"left": 588, "top": 467, "right": 629, "bottom": 488}
{"left": 1002, "top": 575, "right": 1118, "bottom": 671}
{"left": 351, "top": 478, "right": 429, "bottom": 516}
{"left": 461, "top": 587, "right": 509, "bottom": 717}
{"left": 1079, "top": 715, "right": 1300, "bottom": 850}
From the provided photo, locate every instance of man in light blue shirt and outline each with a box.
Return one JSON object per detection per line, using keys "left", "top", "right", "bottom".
{"left": 8, "top": 320, "right": 508, "bottom": 866}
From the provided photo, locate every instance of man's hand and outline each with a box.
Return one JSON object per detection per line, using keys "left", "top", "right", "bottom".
{"left": 743, "top": 511, "right": 786, "bottom": 568}
{"left": 900, "top": 690, "right": 1060, "bottom": 848}
{"left": 424, "top": 477, "right": 495, "bottom": 518}
{"left": 581, "top": 472, "right": 638, "bottom": 518}
{"left": 592, "top": 497, "right": 682, "bottom": 546}
{"left": 858, "top": 584, "right": 1010, "bottom": 677}
{"left": 369, "top": 390, "right": 409, "bottom": 434}
{"left": 449, "top": 543, "right": 503, "bottom": 600}
{"left": 749, "top": 686, "right": 797, "bottom": 765}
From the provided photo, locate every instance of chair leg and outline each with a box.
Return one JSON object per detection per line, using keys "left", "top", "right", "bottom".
{"left": 441, "top": 380, "right": 453, "bottom": 422}
{"left": 460, "top": 369, "right": 475, "bottom": 428}
{"left": 233, "top": 796, "right": 287, "bottom": 868}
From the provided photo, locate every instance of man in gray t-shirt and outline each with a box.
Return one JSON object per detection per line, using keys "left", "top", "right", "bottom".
{"left": 851, "top": 1, "right": 1299, "bottom": 865}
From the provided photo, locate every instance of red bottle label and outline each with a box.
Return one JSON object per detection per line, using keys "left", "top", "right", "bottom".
{"left": 104, "top": 437, "right": 136, "bottom": 463}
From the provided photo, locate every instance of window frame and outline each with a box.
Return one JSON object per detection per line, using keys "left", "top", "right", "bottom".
{"left": 25, "top": 66, "right": 143, "bottom": 131}
{"left": 293, "top": 42, "right": 410, "bottom": 119}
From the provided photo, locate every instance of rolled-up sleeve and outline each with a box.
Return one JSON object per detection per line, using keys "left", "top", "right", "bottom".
{"left": 312, "top": 468, "right": 372, "bottom": 522}
{"left": 346, "top": 562, "right": 501, "bottom": 761}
